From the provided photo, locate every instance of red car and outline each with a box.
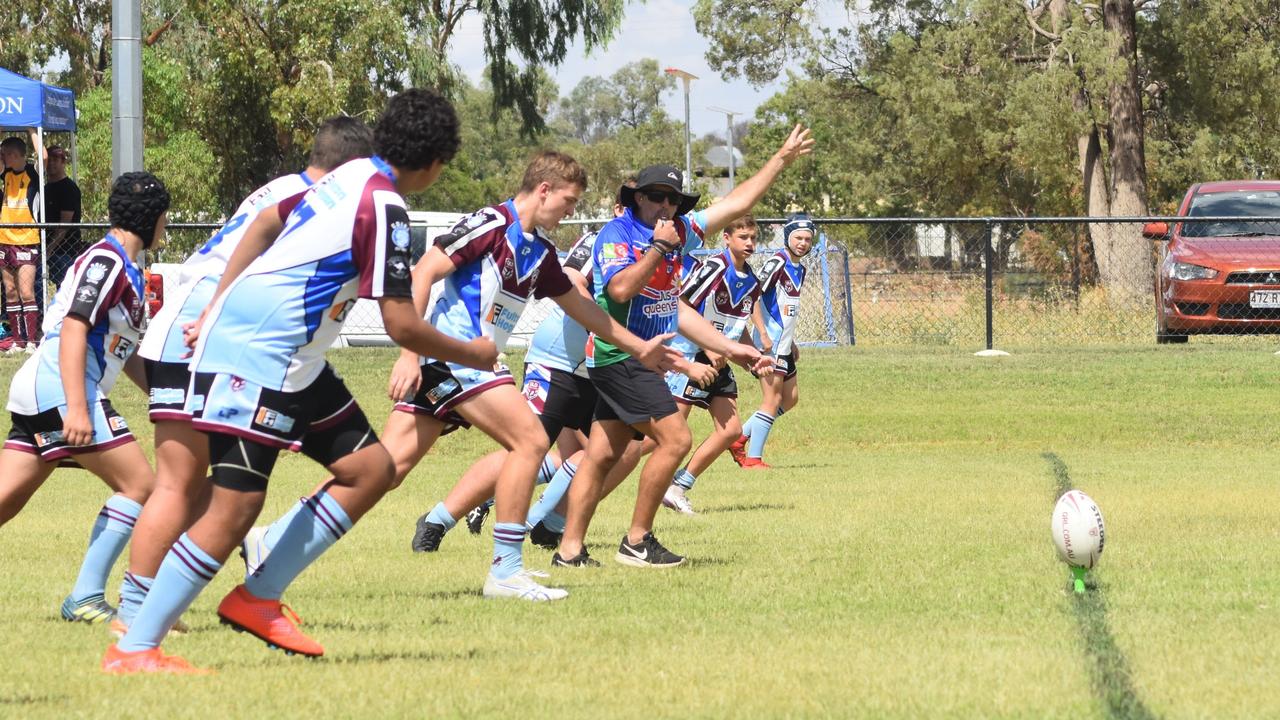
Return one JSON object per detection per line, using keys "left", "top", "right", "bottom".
{"left": 1145, "top": 180, "right": 1280, "bottom": 343}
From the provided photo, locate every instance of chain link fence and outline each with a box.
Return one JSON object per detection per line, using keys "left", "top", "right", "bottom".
{"left": 9, "top": 216, "right": 1280, "bottom": 350}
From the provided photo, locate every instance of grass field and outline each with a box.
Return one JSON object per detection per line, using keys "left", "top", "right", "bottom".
{"left": 1, "top": 344, "right": 1278, "bottom": 719}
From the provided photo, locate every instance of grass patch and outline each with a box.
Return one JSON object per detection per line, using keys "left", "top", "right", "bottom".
{"left": 1, "top": 345, "right": 1278, "bottom": 718}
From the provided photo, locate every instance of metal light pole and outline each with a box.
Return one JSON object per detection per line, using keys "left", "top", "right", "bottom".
{"left": 111, "top": 0, "right": 144, "bottom": 177}
{"left": 708, "top": 106, "right": 738, "bottom": 188}
{"left": 664, "top": 67, "right": 697, "bottom": 190}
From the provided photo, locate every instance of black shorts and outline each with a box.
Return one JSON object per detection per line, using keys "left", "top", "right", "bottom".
{"left": 523, "top": 363, "right": 597, "bottom": 440}
{"left": 588, "top": 357, "right": 678, "bottom": 427}
{"left": 145, "top": 358, "right": 194, "bottom": 421}
{"left": 669, "top": 352, "right": 738, "bottom": 409}
{"left": 394, "top": 358, "right": 513, "bottom": 433}
{"left": 4, "top": 399, "right": 133, "bottom": 462}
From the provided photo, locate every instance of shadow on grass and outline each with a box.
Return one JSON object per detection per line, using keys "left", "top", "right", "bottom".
{"left": 700, "top": 502, "right": 795, "bottom": 515}
{"left": 321, "top": 647, "right": 484, "bottom": 666}
{"left": 1043, "top": 452, "right": 1161, "bottom": 720}
{"left": 0, "top": 694, "right": 66, "bottom": 707}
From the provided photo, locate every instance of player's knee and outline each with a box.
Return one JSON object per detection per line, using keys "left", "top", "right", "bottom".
{"left": 723, "top": 416, "right": 743, "bottom": 439}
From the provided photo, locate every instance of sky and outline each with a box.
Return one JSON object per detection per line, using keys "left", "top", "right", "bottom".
{"left": 448, "top": 1, "right": 852, "bottom": 137}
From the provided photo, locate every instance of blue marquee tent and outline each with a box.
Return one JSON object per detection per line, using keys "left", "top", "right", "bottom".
{"left": 0, "top": 67, "right": 77, "bottom": 132}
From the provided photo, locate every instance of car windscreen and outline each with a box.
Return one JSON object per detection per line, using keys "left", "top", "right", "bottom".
{"left": 1184, "top": 190, "right": 1280, "bottom": 237}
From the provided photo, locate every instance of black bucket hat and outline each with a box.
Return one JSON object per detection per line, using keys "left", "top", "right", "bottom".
{"left": 620, "top": 164, "right": 700, "bottom": 217}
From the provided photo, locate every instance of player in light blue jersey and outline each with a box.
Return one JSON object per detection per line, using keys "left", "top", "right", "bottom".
{"left": 110, "top": 117, "right": 373, "bottom": 640}
{"left": 659, "top": 214, "right": 762, "bottom": 514}
{"left": 730, "top": 214, "right": 816, "bottom": 469}
{"left": 104, "top": 90, "right": 498, "bottom": 674}
{"left": 1, "top": 173, "right": 169, "bottom": 628}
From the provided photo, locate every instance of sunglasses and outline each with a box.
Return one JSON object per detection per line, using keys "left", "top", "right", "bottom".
{"left": 641, "top": 189, "right": 682, "bottom": 205}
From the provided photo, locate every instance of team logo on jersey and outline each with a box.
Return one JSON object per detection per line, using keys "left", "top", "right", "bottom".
{"left": 255, "top": 407, "right": 296, "bottom": 433}
{"left": 108, "top": 334, "right": 135, "bottom": 361}
{"left": 85, "top": 261, "right": 110, "bottom": 284}
{"left": 502, "top": 257, "right": 515, "bottom": 280}
{"left": 34, "top": 431, "right": 63, "bottom": 447}
{"left": 600, "top": 243, "right": 625, "bottom": 259}
{"left": 230, "top": 376, "right": 246, "bottom": 392}
{"left": 391, "top": 222, "right": 411, "bottom": 249}
{"left": 388, "top": 257, "right": 410, "bottom": 280}
{"left": 76, "top": 284, "right": 99, "bottom": 304}
{"left": 108, "top": 415, "right": 129, "bottom": 432}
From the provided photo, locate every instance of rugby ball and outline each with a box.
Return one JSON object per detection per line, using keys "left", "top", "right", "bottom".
{"left": 1051, "top": 490, "right": 1105, "bottom": 569}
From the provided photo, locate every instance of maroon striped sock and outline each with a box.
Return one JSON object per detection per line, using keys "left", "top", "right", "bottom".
{"left": 23, "top": 305, "right": 41, "bottom": 343}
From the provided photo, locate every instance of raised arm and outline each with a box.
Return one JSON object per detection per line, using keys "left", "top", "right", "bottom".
{"left": 700, "top": 124, "right": 815, "bottom": 237}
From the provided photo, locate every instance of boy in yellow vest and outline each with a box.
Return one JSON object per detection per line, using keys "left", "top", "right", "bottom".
{"left": 1, "top": 130, "right": 46, "bottom": 353}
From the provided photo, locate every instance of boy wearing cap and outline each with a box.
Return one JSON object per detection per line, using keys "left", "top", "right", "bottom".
{"left": 730, "top": 213, "right": 816, "bottom": 469}
{"left": 555, "top": 124, "right": 815, "bottom": 568}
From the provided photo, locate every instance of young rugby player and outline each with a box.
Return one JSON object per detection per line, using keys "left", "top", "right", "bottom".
{"left": 730, "top": 214, "right": 816, "bottom": 469}
{"left": 660, "top": 214, "right": 762, "bottom": 514}
{"left": 111, "top": 117, "right": 374, "bottom": 636}
{"left": 0, "top": 172, "right": 169, "bottom": 624}
{"left": 556, "top": 124, "right": 814, "bottom": 569}
{"left": 375, "top": 151, "right": 681, "bottom": 601}
{"left": 103, "top": 89, "right": 496, "bottom": 674}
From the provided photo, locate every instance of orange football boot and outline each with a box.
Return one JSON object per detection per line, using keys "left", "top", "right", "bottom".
{"left": 740, "top": 457, "right": 772, "bottom": 470}
{"left": 728, "top": 435, "right": 749, "bottom": 466}
{"left": 101, "top": 644, "right": 210, "bottom": 675}
{"left": 217, "top": 584, "right": 324, "bottom": 657}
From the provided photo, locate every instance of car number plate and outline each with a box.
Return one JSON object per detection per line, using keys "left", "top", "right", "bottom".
{"left": 1250, "top": 290, "right": 1280, "bottom": 308}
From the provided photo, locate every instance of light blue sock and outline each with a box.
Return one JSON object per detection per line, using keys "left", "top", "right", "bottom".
{"left": 262, "top": 497, "right": 309, "bottom": 552}
{"left": 527, "top": 460, "right": 576, "bottom": 528}
{"left": 426, "top": 501, "right": 457, "bottom": 530}
{"left": 70, "top": 494, "right": 141, "bottom": 601}
{"left": 542, "top": 510, "right": 566, "bottom": 533}
{"left": 116, "top": 572, "right": 151, "bottom": 627}
{"left": 491, "top": 523, "right": 526, "bottom": 580}
{"left": 246, "top": 490, "right": 353, "bottom": 601}
{"left": 740, "top": 412, "right": 765, "bottom": 439}
{"left": 673, "top": 467, "right": 697, "bottom": 491}
{"left": 536, "top": 455, "right": 559, "bottom": 486}
{"left": 117, "top": 534, "right": 221, "bottom": 652}
{"left": 747, "top": 411, "right": 775, "bottom": 459}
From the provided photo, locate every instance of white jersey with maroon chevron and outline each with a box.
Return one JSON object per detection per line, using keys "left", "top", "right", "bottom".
{"left": 140, "top": 172, "right": 313, "bottom": 364}
{"left": 756, "top": 249, "right": 807, "bottom": 356}
{"left": 7, "top": 236, "right": 146, "bottom": 414}
{"left": 522, "top": 230, "right": 599, "bottom": 377}
{"left": 672, "top": 248, "right": 760, "bottom": 358}
{"left": 422, "top": 199, "right": 572, "bottom": 361}
{"left": 189, "top": 156, "right": 414, "bottom": 392}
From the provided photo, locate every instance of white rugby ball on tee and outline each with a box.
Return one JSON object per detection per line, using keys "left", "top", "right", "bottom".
{"left": 1051, "top": 490, "right": 1106, "bottom": 569}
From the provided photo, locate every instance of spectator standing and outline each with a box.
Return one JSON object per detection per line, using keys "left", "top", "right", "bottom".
{"left": 43, "top": 145, "right": 82, "bottom": 285}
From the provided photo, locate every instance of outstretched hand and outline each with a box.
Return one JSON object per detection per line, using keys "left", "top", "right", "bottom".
{"left": 776, "top": 124, "right": 815, "bottom": 165}
{"left": 635, "top": 332, "right": 684, "bottom": 374}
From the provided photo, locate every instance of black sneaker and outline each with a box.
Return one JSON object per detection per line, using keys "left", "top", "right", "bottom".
{"left": 411, "top": 515, "right": 447, "bottom": 553}
{"left": 529, "top": 520, "right": 562, "bottom": 550}
{"left": 465, "top": 504, "right": 489, "bottom": 535}
{"left": 552, "top": 550, "right": 601, "bottom": 568}
{"left": 615, "top": 532, "right": 685, "bottom": 568}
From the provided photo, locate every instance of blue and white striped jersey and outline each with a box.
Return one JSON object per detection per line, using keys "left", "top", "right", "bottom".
{"left": 139, "top": 173, "right": 313, "bottom": 364}
{"left": 522, "top": 230, "right": 599, "bottom": 377}
{"left": 8, "top": 236, "right": 146, "bottom": 414}
{"left": 190, "top": 156, "right": 414, "bottom": 391}
{"left": 756, "top": 249, "right": 807, "bottom": 355}
{"left": 422, "top": 200, "right": 572, "bottom": 363}
{"left": 672, "top": 248, "right": 760, "bottom": 358}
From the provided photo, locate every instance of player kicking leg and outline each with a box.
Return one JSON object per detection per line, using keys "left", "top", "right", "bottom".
{"left": 103, "top": 89, "right": 498, "bottom": 674}
{"left": 113, "top": 117, "right": 374, "bottom": 638}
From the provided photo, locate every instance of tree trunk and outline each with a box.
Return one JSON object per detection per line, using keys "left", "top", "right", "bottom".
{"left": 1099, "top": 0, "right": 1152, "bottom": 304}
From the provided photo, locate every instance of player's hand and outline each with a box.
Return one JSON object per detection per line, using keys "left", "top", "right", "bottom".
{"left": 652, "top": 218, "right": 680, "bottom": 252}
{"left": 181, "top": 306, "right": 210, "bottom": 353}
{"left": 759, "top": 338, "right": 773, "bottom": 354}
{"left": 674, "top": 358, "right": 716, "bottom": 387}
{"left": 61, "top": 406, "right": 94, "bottom": 447}
{"left": 725, "top": 341, "right": 764, "bottom": 369}
{"left": 706, "top": 351, "right": 727, "bottom": 370}
{"left": 634, "top": 332, "right": 682, "bottom": 374}
{"left": 460, "top": 336, "right": 500, "bottom": 371}
{"left": 775, "top": 124, "right": 815, "bottom": 165}
{"left": 387, "top": 351, "right": 421, "bottom": 402}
